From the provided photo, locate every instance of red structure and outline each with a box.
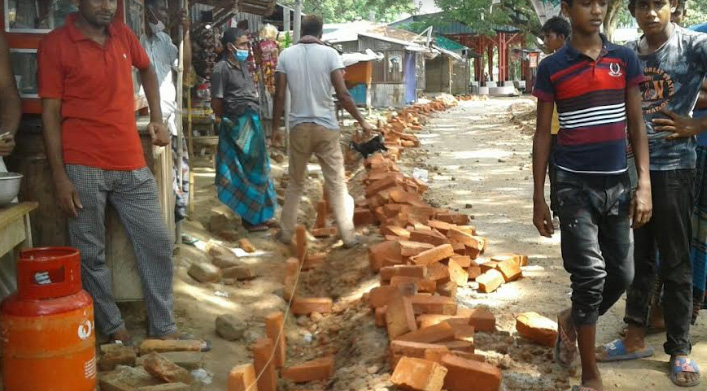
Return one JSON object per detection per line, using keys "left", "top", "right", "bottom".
{"left": 446, "top": 29, "right": 524, "bottom": 86}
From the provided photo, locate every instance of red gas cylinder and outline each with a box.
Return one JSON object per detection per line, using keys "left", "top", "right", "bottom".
{"left": 0, "top": 247, "right": 96, "bottom": 391}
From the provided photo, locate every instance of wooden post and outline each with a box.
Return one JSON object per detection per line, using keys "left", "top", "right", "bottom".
{"left": 175, "top": 0, "right": 187, "bottom": 243}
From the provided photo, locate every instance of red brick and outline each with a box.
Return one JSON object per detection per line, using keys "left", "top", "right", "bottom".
{"left": 417, "top": 314, "right": 469, "bottom": 329}
{"left": 312, "top": 226, "right": 338, "bottom": 238}
{"left": 399, "top": 241, "right": 435, "bottom": 257}
{"left": 468, "top": 308, "right": 497, "bottom": 332}
{"left": 451, "top": 324, "right": 475, "bottom": 345}
{"left": 228, "top": 364, "right": 257, "bottom": 391}
{"left": 450, "top": 351, "right": 486, "bottom": 362}
{"left": 284, "top": 258, "right": 300, "bottom": 302}
{"left": 450, "top": 255, "right": 472, "bottom": 268}
{"left": 391, "top": 276, "right": 436, "bottom": 293}
{"left": 281, "top": 356, "right": 335, "bottom": 383}
{"left": 291, "top": 298, "right": 333, "bottom": 315}
{"left": 468, "top": 266, "right": 482, "bottom": 280}
{"left": 479, "top": 261, "right": 499, "bottom": 274}
{"left": 381, "top": 265, "right": 427, "bottom": 282}
{"left": 142, "top": 352, "right": 192, "bottom": 384}
{"left": 441, "top": 340, "right": 475, "bottom": 353}
{"left": 425, "top": 220, "right": 456, "bottom": 235}
{"left": 253, "top": 339, "right": 277, "bottom": 391}
{"left": 410, "top": 230, "right": 450, "bottom": 247}
{"left": 382, "top": 225, "right": 411, "bottom": 239}
{"left": 476, "top": 270, "right": 504, "bottom": 293}
{"left": 436, "top": 281, "right": 457, "bottom": 300}
{"left": 314, "top": 200, "right": 328, "bottom": 229}
{"left": 496, "top": 259, "right": 522, "bottom": 282}
{"left": 139, "top": 339, "right": 204, "bottom": 355}
{"left": 366, "top": 174, "right": 403, "bottom": 197}
{"left": 383, "top": 203, "right": 405, "bottom": 218}
{"left": 375, "top": 306, "right": 387, "bottom": 327}
{"left": 447, "top": 228, "right": 482, "bottom": 250}
{"left": 354, "top": 208, "right": 376, "bottom": 226}
{"left": 409, "top": 295, "right": 457, "bottom": 315}
{"left": 390, "top": 357, "right": 448, "bottom": 391}
{"left": 435, "top": 212, "right": 471, "bottom": 226}
{"left": 265, "top": 312, "right": 286, "bottom": 368}
{"left": 448, "top": 259, "right": 469, "bottom": 287}
{"left": 387, "top": 294, "right": 418, "bottom": 340}
{"left": 99, "top": 344, "right": 136, "bottom": 371}
{"left": 491, "top": 253, "right": 529, "bottom": 267}
{"left": 397, "top": 321, "right": 456, "bottom": 343}
{"left": 296, "top": 225, "right": 308, "bottom": 261}
{"left": 411, "top": 244, "right": 455, "bottom": 266}
{"left": 426, "top": 263, "right": 451, "bottom": 284}
{"left": 516, "top": 312, "right": 558, "bottom": 347}
{"left": 369, "top": 241, "right": 402, "bottom": 272}
{"left": 441, "top": 354, "right": 501, "bottom": 391}
{"left": 302, "top": 252, "right": 326, "bottom": 271}
{"left": 389, "top": 341, "right": 450, "bottom": 368}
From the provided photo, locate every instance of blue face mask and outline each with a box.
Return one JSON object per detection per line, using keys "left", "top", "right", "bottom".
{"left": 235, "top": 49, "right": 249, "bottom": 62}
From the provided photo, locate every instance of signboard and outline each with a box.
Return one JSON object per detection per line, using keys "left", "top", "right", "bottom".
{"left": 530, "top": 0, "right": 562, "bottom": 24}
{"left": 529, "top": 52, "right": 539, "bottom": 68}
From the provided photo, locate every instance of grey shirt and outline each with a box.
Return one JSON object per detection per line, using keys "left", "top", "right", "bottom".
{"left": 211, "top": 59, "right": 260, "bottom": 117}
{"left": 275, "top": 43, "right": 344, "bottom": 130}
{"left": 626, "top": 25, "right": 707, "bottom": 171}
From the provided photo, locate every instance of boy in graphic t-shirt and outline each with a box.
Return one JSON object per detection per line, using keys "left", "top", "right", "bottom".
{"left": 596, "top": 0, "right": 707, "bottom": 387}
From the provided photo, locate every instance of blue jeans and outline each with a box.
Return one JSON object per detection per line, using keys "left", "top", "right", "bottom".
{"left": 555, "top": 169, "right": 634, "bottom": 326}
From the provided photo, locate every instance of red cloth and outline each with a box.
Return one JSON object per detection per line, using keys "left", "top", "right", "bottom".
{"left": 38, "top": 13, "right": 151, "bottom": 170}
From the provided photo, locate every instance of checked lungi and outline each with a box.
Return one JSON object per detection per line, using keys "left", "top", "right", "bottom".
{"left": 216, "top": 109, "right": 276, "bottom": 225}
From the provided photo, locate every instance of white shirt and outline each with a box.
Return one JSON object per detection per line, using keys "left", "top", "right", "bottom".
{"left": 139, "top": 32, "right": 179, "bottom": 135}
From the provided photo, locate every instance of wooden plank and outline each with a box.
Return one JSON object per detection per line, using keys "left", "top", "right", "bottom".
{"left": 0, "top": 202, "right": 38, "bottom": 231}
{"left": 0, "top": 219, "right": 27, "bottom": 257}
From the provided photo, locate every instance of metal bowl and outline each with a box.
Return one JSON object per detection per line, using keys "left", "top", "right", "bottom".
{"left": 0, "top": 172, "right": 22, "bottom": 205}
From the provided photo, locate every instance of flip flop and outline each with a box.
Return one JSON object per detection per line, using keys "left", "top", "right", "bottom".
{"left": 572, "top": 386, "right": 599, "bottom": 391}
{"left": 554, "top": 313, "right": 577, "bottom": 368}
{"left": 596, "top": 339, "right": 654, "bottom": 362}
{"left": 670, "top": 356, "right": 701, "bottom": 387}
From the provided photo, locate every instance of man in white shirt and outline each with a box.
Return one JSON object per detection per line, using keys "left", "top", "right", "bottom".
{"left": 272, "top": 15, "right": 375, "bottom": 248}
{"left": 0, "top": 32, "right": 21, "bottom": 173}
{"left": 140, "top": 0, "right": 191, "bottom": 222}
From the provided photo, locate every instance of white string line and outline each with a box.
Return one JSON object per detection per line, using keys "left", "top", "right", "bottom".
{"left": 243, "top": 244, "right": 307, "bottom": 391}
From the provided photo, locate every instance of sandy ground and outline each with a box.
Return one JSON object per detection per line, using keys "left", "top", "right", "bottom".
{"left": 116, "top": 97, "right": 707, "bottom": 391}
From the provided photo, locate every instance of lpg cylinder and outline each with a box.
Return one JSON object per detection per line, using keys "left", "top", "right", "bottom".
{"left": 0, "top": 247, "right": 96, "bottom": 391}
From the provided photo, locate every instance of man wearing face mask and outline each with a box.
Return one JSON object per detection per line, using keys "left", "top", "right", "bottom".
{"left": 210, "top": 28, "right": 277, "bottom": 232}
{"left": 140, "top": 0, "right": 191, "bottom": 223}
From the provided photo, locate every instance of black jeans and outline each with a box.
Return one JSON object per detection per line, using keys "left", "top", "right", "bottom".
{"left": 555, "top": 169, "right": 634, "bottom": 326}
{"left": 624, "top": 169, "right": 695, "bottom": 356}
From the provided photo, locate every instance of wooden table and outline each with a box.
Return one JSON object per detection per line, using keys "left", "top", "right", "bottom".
{"left": 0, "top": 202, "right": 38, "bottom": 258}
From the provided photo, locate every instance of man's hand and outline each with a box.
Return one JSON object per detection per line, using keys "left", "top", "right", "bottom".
{"left": 148, "top": 122, "right": 171, "bottom": 146}
{"left": 0, "top": 132, "right": 15, "bottom": 156}
{"left": 653, "top": 109, "right": 703, "bottom": 140}
{"left": 271, "top": 130, "right": 284, "bottom": 148}
{"left": 179, "top": 9, "right": 190, "bottom": 30}
{"left": 533, "top": 199, "right": 554, "bottom": 238}
{"left": 630, "top": 184, "right": 652, "bottom": 228}
{"left": 55, "top": 176, "right": 82, "bottom": 218}
{"left": 360, "top": 121, "right": 376, "bottom": 135}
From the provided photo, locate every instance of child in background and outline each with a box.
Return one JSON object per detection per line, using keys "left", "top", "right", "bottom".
{"left": 597, "top": 0, "right": 707, "bottom": 387}
{"left": 532, "top": 1, "right": 652, "bottom": 390}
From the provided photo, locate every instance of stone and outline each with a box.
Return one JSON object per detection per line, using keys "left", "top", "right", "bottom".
{"left": 99, "top": 344, "right": 137, "bottom": 371}
{"left": 142, "top": 352, "right": 192, "bottom": 384}
{"left": 188, "top": 262, "right": 222, "bottom": 283}
{"left": 222, "top": 266, "right": 256, "bottom": 280}
{"left": 215, "top": 314, "right": 248, "bottom": 341}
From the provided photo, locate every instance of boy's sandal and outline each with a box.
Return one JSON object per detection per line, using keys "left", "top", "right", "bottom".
{"left": 242, "top": 221, "right": 269, "bottom": 233}
{"left": 596, "top": 339, "right": 654, "bottom": 362}
{"left": 670, "top": 356, "right": 701, "bottom": 387}
{"left": 554, "top": 313, "right": 577, "bottom": 368}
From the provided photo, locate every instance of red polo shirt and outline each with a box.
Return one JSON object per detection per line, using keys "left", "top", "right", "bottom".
{"left": 38, "top": 13, "right": 151, "bottom": 170}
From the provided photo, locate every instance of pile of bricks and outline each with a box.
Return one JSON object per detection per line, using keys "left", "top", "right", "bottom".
{"left": 350, "top": 101, "right": 535, "bottom": 391}
{"left": 98, "top": 340, "right": 206, "bottom": 391}
{"left": 456, "top": 95, "right": 488, "bottom": 102}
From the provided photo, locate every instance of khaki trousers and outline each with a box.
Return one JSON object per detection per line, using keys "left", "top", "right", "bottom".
{"left": 281, "top": 123, "right": 355, "bottom": 242}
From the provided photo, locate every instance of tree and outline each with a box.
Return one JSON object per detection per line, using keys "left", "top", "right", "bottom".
{"left": 280, "top": 0, "right": 416, "bottom": 23}
{"left": 434, "top": 0, "right": 542, "bottom": 40}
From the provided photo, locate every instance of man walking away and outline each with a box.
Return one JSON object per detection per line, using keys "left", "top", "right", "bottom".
{"left": 272, "top": 14, "right": 375, "bottom": 248}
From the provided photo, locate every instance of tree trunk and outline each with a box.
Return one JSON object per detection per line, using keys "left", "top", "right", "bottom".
{"left": 604, "top": 0, "right": 623, "bottom": 41}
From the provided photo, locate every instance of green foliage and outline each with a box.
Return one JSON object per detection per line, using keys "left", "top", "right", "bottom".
{"left": 685, "top": 0, "right": 707, "bottom": 27}
{"left": 280, "top": 0, "right": 415, "bottom": 23}
{"left": 434, "top": 0, "right": 542, "bottom": 38}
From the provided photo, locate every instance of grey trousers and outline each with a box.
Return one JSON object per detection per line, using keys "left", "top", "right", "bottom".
{"left": 66, "top": 165, "right": 176, "bottom": 337}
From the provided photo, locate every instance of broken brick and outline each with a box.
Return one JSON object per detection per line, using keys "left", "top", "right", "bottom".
{"left": 381, "top": 265, "right": 427, "bottom": 282}
{"left": 369, "top": 285, "right": 407, "bottom": 308}
{"left": 314, "top": 200, "right": 328, "bottom": 229}
{"left": 441, "top": 354, "right": 502, "bottom": 391}
{"left": 441, "top": 340, "right": 475, "bottom": 353}
{"left": 451, "top": 351, "right": 486, "bottom": 362}
{"left": 136, "top": 351, "right": 203, "bottom": 370}
{"left": 396, "top": 321, "right": 455, "bottom": 343}
{"left": 390, "top": 357, "right": 448, "bottom": 391}
{"left": 435, "top": 212, "right": 471, "bottom": 226}
{"left": 354, "top": 208, "right": 376, "bottom": 226}
{"left": 468, "top": 266, "right": 482, "bottom": 280}
{"left": 142, "top": 352, "right": 192, "bottom": 384}
{"left": 409, "top": 295, "right": 458, "bottom": 315}
{"left": 426, "top": 220, "right": 456, "bottom": 234}
{"left": 228, "top": 364, "right": 257, "bottom": 391}
{"left": 516, "top": 312, "right": 558, "bottom": 347}
{"left": 188, "top": 262, "right": 222, "bottom": 283}
{"left": 375, "top": 306, "right": 388, "bottom": 327}
{"left": 496, "top": 259, "right": 522, "bottom": 282}
{"left": 450, "top": 255, "right": 472, "bottom": 268}
{"left": 448, "top": 259, "right": 469, "bottom": 287}
{"left": 476, "top": 270, "right": 504, "bottom": 293}
{"left": 239, "top": 238, "right": 256, "bottom": 253}
{"left": 417, "top": 314, "right": 469, "bottom": 329}
{"left": 468, "top": 308, "right": 497, "bottom": 332}
{"left": 366, "top": 174, "right": 403, "bottom": 197}
{"left": 139, "top": 339, "right": 204, "bottom": 355}
{"left": 450, "top": 324, "right": 475, "bottom": 345}
{"left": 491, "top": 253, "right": 528, "bottom": 267}
{"left": 296, "top": 225, "right": 308, "bottom": 261}
{"left": 389, "top": 341, "right": 450, "bottom": 368}
{"left": 281, "top": 356, "right": 335, "bottom": 383}
{"left": 399, "top": 241, "right": 435, "bottom": 257}
{"left": 265, "top": 312, "right": 286, "bottom": 368}
{"left": 426, "top": 263, "right": 451, "bottom": 284}
{"left": 387, "top": 294, "right": 418, "bottom": 340}
{"left": 222, "top": 266, "right": 256, "bottom": 280}
{"left": 253, "top": 338, "right": 277, "bottom": 391}
{"left": 291, "top": 297, "right": 333, "bottom": 315}
{"left": 410, "top": 230, "right": 450, "bottom": 247}
{"left": 390, "top": 276, "right": 436, "bottom": 293}
{"left": 436, "top": 281, "right": 457, "bottom": 300}
{"left": 302, "top": 252, "right": 326, "bottom": 270}
{"left": 447, "top": 228, "right": 483, "bottom": 251}
{"left": 382, "top": 225, "right": 412, "bottom": 239}
{"left": 369, "top": 241, "right": 402, "bottom": 272}
{"left": 284, "top": 258, "right": 300, "bottom": 302}
{"left": 99, "top": 344, "right": 137, "bottom": 371}
{"left": 312, "top": 226, "right": 338, "bottom": 238}
{"left": 410, "top": 244, "right": 455, "bottom": 266}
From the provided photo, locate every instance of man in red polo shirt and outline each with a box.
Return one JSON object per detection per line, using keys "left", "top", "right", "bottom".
{"left": 38, "top": 0, "right": 205, "bottom": 348}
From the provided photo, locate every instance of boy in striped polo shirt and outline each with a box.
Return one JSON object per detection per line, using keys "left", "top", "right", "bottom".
{"left": 532, "top": 1, "right": 652, "bottom": 390}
